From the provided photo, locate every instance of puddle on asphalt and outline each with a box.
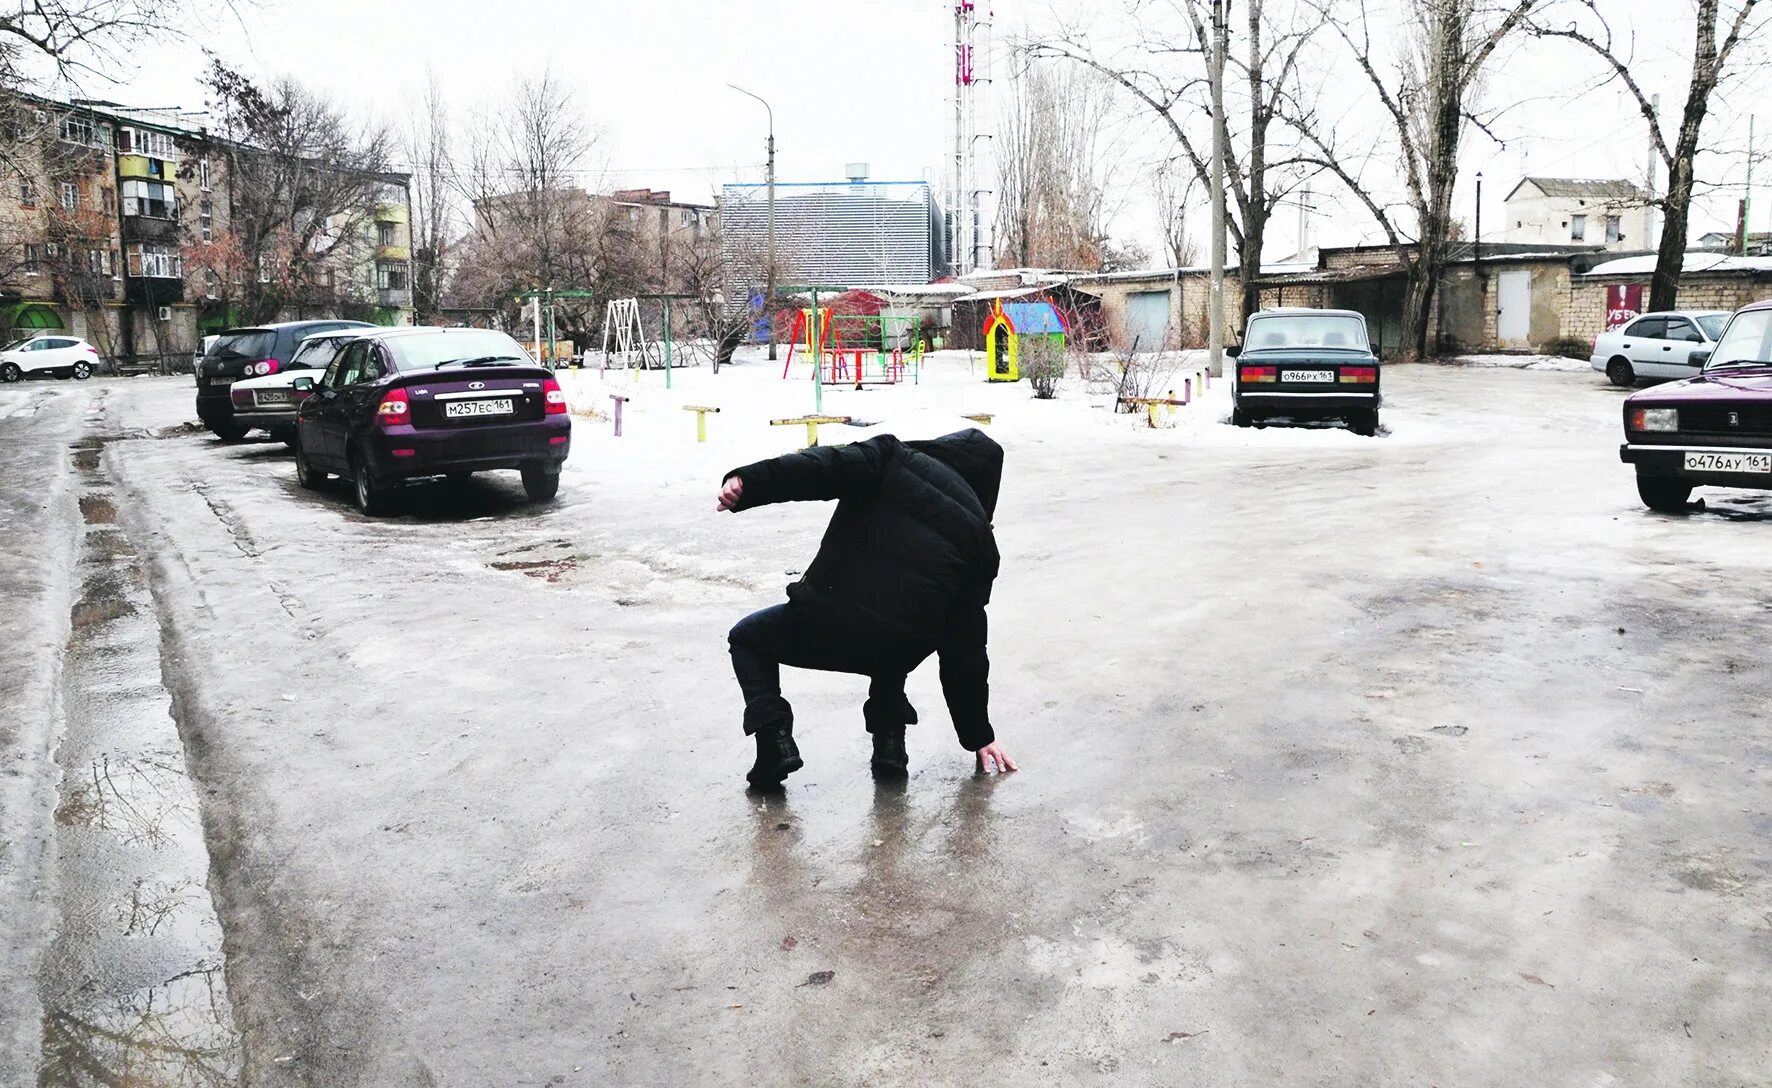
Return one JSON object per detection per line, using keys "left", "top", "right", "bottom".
{"left": 40, "top": 437, "right": 242, "bottom": 1084}
{"left": 490, "top": 556, "right": 582, "bottom": 583}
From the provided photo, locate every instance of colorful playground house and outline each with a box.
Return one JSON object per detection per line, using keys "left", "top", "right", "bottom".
{"left": 982, "top": 299, "right": 1067, "bottom": 382}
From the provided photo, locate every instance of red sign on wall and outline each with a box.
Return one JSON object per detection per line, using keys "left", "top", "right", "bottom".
{"left": 1605, "top": 284, "right": 1645, "bottom": 330}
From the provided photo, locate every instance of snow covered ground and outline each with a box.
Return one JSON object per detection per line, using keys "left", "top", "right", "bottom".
{"left": 6, "top": 360, "right": 1772, "bottom": 1085}
{"left": 1446, "top": 352, "right": 1594, "bottom": 372}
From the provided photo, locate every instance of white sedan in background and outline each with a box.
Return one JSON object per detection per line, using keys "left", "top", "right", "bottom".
{"left": 0, "top": 335, "right": 101, "bottom": 382}
{"left": 1591, "top": 310, "right": 1729, "bottom": 387}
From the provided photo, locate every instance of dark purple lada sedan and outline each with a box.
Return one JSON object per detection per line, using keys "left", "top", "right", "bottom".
{"left": 1620, "top": 298, "right": 1772, "bottom": 512}
{"left": 292, "top": 327, "right": 570, "bottom": 516}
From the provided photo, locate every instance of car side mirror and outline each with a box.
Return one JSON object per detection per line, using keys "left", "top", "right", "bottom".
{"left": 1688, "top": 348, "right": 1712, "bottom": 368}
{"left": 1225, "top": 344, "right": 1241, "bottom": 359}
{"left": 292, "top": 376, "right": 315, "bottom": 391}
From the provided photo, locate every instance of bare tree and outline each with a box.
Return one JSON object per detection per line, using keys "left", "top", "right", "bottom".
{"left": 1530, "top": 0, "right": 1765, "bottom": 312}
{"left": 203, "top": 60, "right": 395, "bottom": 321}
{"left": 994, "top": 58, "right": 1121, "bottom": 269}
{"left": 1032, "top": 0, "right": 1322, "bottom": 323}
{"left": 1153, "top": 157, "right": 1201, "bottom": 265}
{"left": 404, "top": 72, "right": 454, "bottom": 323}
{"left": 1299, "top": 0, "right": 1542, "bottom": 360}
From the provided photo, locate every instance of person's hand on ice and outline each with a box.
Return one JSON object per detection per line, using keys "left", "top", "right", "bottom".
{"left": 975, "top": 742, "right": 1017, "bottom": 775}
{"left": 717, "top": 476, "right": 744, "bottom": 512}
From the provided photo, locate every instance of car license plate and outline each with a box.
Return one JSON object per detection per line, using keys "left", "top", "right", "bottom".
{"left": 1684, "top": 451, "right": 1772, "bottom": 473}
{"left": 255, "top": 390, "right": 289, "bottom": 405}
{"left": 444, "top": 398, "right": 514, "bottom": 419}
{"left": 1282, "top": 369, "right": 1335, "bottom": 383}
{"left": 208, "top": 377, "right": 232, "bottom": 387}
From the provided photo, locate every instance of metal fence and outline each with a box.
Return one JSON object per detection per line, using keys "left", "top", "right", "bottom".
{"left": 106, "top": 352, "right": 194, "bottom": 377}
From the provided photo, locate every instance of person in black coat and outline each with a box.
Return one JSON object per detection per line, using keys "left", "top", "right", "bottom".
{"left": 717, "top": 427, "right": 1017, "bottom": 788}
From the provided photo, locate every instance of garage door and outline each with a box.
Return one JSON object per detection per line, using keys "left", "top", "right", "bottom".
{"left": 1126, "top": 290, "right": 1172, "bottom": 352}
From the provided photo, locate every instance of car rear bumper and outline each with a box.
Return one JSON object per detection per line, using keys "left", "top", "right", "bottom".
{"left": 1621, "top": 442, "right": 1772, "bottom": 487}
{"left": 1236, "top": 390, "right": 1381, "bottom": 413}
{"left": 196, "top": 389, "right": 235, "bottom": 422}
{"left": 365, "top": 417, "right": 572, "bottom": 478}
{"left": 233, "top": 408, "right": 299, "bottom": 427}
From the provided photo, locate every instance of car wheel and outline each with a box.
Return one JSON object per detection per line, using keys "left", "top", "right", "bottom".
{"left": 0, "top": 363, "right": 18, "bottom": 383}
{"left": 1349, "top": 409, "right": 1380, "bottom": 437}
{"left": 72, "top": 361, "right": 91, "bottom": 380}
{"left": 1637, "top": 474, "right": 1693, "bottom": 513}
{"left": 521, "top": 463, "right": 561, "bottom": 502}
{"left": 271, "top": 425, "right": 297, "bottom": 447}
{"left": 207, "top": 422, "right": 249, "bottom": 443}
{"left": 351, "top": 450, "right": 392, "bottom": 516}
{"left": 1231, "top": 406, "right": 1254, "bottom": 428}
{"left": 294, "top": 441, "right": 327, "bottom": 490}
{"left": 1606, "top": 357, "right": 1635, "bottom": 387}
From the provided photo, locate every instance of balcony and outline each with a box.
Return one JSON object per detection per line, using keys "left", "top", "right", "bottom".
{"left": 378, "top": 287, "right": 411, "bottom": 308}
{"left": 375, "top": 244, "right": 410, "bottom": 261}
{"left": 125, "top": 277, "right": 184, "bottom": 304}
{"left": 121, "top": 215, "right": 180, "bottom": 244}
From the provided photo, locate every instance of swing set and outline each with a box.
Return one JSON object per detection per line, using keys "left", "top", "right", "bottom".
{"left": 780, "top": 306, "right": 924, "bottom": 389}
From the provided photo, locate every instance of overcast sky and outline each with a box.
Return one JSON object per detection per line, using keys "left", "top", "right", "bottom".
{"left": 54, "top": 0, "right": 1772, "bottom": 264}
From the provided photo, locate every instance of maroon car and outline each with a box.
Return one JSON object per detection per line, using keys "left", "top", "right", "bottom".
{"left": 292, "top": 327, "right": 570, "bottom": 515}
{"left": 1620, "top": 298, "right": 1772, "bottom": 511}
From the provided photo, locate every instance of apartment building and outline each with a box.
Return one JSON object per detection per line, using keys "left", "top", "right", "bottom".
{"left": 0, "top": 93, "right": 414, "bottom": 367}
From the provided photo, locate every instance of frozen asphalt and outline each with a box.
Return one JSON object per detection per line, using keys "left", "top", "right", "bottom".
{"left": 3, "top": 361, "right": 1770, "bottom": 1085}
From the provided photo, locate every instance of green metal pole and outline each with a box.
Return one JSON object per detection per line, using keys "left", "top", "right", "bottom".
{"left": 812, "top": 287, "right": 823, "bottom": 415}
{"left": 663, "top": 296, "right": 673, "bottom": 390}
{"left": 546, "top": 288, "right": 557, "bottom": 369}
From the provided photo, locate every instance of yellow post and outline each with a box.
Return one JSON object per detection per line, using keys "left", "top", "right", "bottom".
{"left": 683, "top": 405, "right": 719, "bottom": 442}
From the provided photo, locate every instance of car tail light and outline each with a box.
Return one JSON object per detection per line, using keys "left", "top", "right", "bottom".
{"left": 377, "top": 387, "right": 411, "bottom": 426}
{"left": 543, "top": 377, "right": 568, "bottom": 414}
{"left": 231, "top": 387, "right": 251, "bottom": 407}
{"left": 1340, "top": 367, "right": 1377, "bottom": 384}
{"left": 254, "top": 358, "right": 280, "bottom": 376}
{"left": 1239, "top": 366, "right": 1278, "bottom": 383}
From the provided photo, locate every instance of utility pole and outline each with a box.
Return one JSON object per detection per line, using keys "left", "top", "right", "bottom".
{"left": 1644, "top": 93, "right": 1660, "bottom": 251}
{"left": 729, "top": 84, "right": 777, "bottom": 360}
{"left": 1474, "top": 171, "right": 1483, "bottom": 277}
{"left": 1745, "top": 114, "right": 1756, "bottom": 255}
{"left": 1207, "top": 0, "right": 1229, "bottom": 375}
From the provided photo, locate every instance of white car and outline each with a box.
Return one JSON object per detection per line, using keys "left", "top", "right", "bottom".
{"left": 0, "top": 335, "right": 101, "bottom": 382}
{"left": 227, "top": 328, "right": 360, "bottom": 443}
{"left": 1591, "top": 310, "right": 1729, "bottom": 387}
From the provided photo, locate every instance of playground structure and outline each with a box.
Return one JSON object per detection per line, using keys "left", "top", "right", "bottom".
{"left": 780, "top": 305, "right": 924, "bottom": 389}
{"left": 596, "top": 294, "right": 710, "bottom": 387}
{"left": 982, "top": 298, "right": 1068, "bottom": 383}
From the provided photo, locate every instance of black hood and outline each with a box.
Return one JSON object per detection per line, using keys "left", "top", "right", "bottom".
{"left": 907, "top": 428, "right": 1003, "bottom": 518}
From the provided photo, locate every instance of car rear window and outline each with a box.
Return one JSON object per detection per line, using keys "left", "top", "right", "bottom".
{"left": 1245, "top": 314, "right": 1368, "bottom": 351}
{"left": 389, "top": 330, "right": 533, "bottom": 371}
{"left": 209, "top": 330, "right": 276, "bottom": 360}
{"left": 289, "top": 337, "right": 348, "bottom": 370}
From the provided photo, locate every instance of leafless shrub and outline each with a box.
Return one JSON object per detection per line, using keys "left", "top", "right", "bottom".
{"left": 1023, "top": 337, "right": 1067, "bottom": 399}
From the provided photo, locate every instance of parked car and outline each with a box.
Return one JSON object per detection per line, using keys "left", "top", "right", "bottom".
{"left": 191, "top": 334, "right": 217, "bottom": 375}
{"left": 228, "top": 328, "right": 386, "bottom": 445}
{"left": 293, "top": 327, "right": 571, "bottom": 516}
{"left": 0, "top": 335, "right": 101, "bottom": 382}
{"left": 1620, "top": 299, "right": 1772, "bottom": 511}
{"left": 1229, "top": 308, "right": 1381, "bottom": 435}
{"left": 196, "top": 319, "right": 374, "bottom": 441}
{"left": 1591, "top": 310, "right": 1729, "bottom": 387}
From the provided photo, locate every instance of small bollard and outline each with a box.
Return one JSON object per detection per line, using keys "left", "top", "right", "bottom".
{"left": 683, "top": 404, "right": 720, "bottom": 443}
{"left": 609, "top": 394, "right": 630, "bottom": 437}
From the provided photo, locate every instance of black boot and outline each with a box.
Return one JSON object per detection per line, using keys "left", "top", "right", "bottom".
{"left": 864, "top": 695, "right": 916, "bottom": 779}
{"left": 744, "top": 697, "right": 803, "bottom": 789}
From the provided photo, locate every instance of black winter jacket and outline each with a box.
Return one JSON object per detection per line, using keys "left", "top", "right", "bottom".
{"left": 727, "top": 428, "right": 1003, "bottom": 749}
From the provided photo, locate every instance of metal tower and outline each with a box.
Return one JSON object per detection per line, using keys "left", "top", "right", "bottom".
{"left": 951, "top": 1, "right": 994, "bottom": 275}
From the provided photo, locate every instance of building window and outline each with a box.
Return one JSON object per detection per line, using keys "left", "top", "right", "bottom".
{"left": 122, "top": 179, "right": 176, "bottom": 219}
{"left": 1570, "top": 214, "right": 1587, "bottom": 242}
{"left": 23, "top": 242, "right": 40, "bottom": 266}
{"left": 376, "top": 262, "right": 408, "bottom": 290}
{"left": 200, "top": 198, "right": 213, "bottom": 243}
{"left": 126, "top": 242, "right": 182, "bottom": 278}
{"left": 1605, "top": 215, "right": 1622, "bottom": 244}
{"left": 59, "top": 116, "right": 108, "bottom": 148}
{"left": 19, "top": 176, "right": 34, "bottom": 206}
{"left": 257, "top": 255, "right": 271, "bottom": 283}
{"left": 86, "top": 248, "right": 110, "bottom": 275}
{"left": 59, "top": 182, "right": 78, "bottom": 211}
{"left": 101, "top": 186, "right": 114, "bottom": 214}
{"left": 205, "top": 268, "right": 218, "bottom": 298}
{"left": 198, "top": 156, "right": 210, "bottom": 191}
{"left": 377, "top": 221, "right": 395, "bottom": 246}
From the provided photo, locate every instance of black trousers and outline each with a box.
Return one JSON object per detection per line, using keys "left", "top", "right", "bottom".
{"left": 728, "top": 604, "right": 912, "bottom": 735}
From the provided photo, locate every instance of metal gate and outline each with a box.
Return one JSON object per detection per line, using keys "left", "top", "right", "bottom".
{"left": 1497, "top": 270, "right": 1530, "bottom": 350}
{"left": 1126, "top": 290, "right": 1172, "bottom": 351}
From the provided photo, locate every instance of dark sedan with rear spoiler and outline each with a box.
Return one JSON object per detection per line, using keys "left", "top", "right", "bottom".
{"left": 1229, "top": 308, "right": 1382, "bottom": 436}
{"left": 292, "top": 327, "right": 571, "bottom": 515}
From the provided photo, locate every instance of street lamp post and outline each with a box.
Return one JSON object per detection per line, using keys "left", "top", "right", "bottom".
{"left": 1474, "top": 171, "right": 1484, "bottom": 278}
{"left": 729, "top": 84, "right": 777, "bottom": 361}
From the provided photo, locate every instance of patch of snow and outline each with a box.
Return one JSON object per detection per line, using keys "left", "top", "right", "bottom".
{"left": 1447, "top": 354, "right": 1594, "bottom": 373}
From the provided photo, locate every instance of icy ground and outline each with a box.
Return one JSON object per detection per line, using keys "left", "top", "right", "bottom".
{"left": 4, "top": 354, "right": 1772, "bottom": 1085}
